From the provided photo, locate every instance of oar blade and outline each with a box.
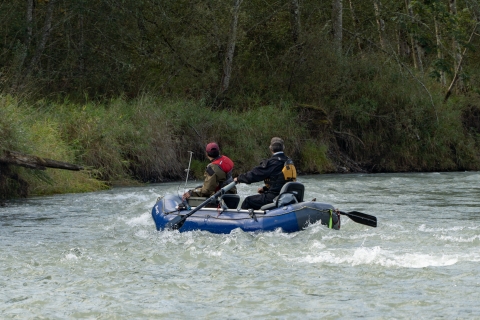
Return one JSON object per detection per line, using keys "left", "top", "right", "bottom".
{"left": 165, "top": 215, "right": 186, "bottom": 231}
{"left": 341, "top": 211, "right": 377, "bottom": 227}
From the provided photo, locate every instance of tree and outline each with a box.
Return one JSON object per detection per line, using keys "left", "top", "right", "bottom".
{"left": 219, "top": 0, "right": 243, "bottom": 99}
{"left": 290, "top": 0, "right": 301, "bottom": 44}
{"left": 449, "top": 0, "right": 464, "bottom": 90}
{"left": 14, "top": 0, "right": 57, "bottom": 92}
{"left": 332, "top": 0, "right": 343, "bottom": 54}
{"left": 348, "top": 0, "right": 363, "bottom": 53}
{"left": 405, "top": 0, "right": 424, "bottom": 72}
{"left": 373, "top": 0, "right": 387, "bottom": 51}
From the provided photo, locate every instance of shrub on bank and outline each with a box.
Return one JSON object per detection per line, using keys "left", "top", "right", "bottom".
{"left": 1, "top": 95, "right": 329, "bottom": 198}
{"left": 0, "top": 96, "right": 108, "bottom": 198}
{"left": 2, "top": 50, "right": 480, "bottom": 199}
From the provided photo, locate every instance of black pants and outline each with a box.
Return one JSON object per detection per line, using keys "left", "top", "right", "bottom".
{"left": 240, "top": 192, "right": 277, "bottom": 210}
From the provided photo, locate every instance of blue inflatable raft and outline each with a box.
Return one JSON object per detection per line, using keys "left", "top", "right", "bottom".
{"left": 151, "top": 182, "right": 342, "bottom": 233}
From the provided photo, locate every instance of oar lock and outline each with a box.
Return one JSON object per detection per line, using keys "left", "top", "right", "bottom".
{"left": 175, "top": 202, "right": 191, "bottom": 211}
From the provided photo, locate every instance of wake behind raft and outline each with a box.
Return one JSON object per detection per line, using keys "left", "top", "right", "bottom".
{"left": 151, "top": 181, "right": 377, "bottom": 234}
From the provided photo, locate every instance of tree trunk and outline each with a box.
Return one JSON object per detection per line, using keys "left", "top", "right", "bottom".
{"left": 397, "top": 27, "right": 411, "bottom": 58}
{"left": 219, "top": 0, "right": 243, "bottom": 96}
{"left": 373, "top": 0, "right": 386, "bottom": 51}
{"left": 13, "top": 0, "right": 35, "bottom": 91}
{"left": 348, "top": 0, "right": 363, "bottom": 53}
{"left": 79, "top": 14, "right": 85, "bottom": 77}
{"left": 26, "top": 0, "right": 34, "bottom": 50}
{"left": 21, "top": 0, "right": 57, "bottom": 84}
{"left": 0, "top": 150, "right": 83, "bottom": 171}
{"left": 449, "top": 0, "right": 463, "bottom": 90}
{"left": 332, "top": 0, "right": 343, "bottom": 54}
{"left": 290, "top": 0, "right": 301, "bottom": 44}
{"left": 287, "top": 0, "right": 303, "bottom": 92}
{"left": 434, "top": 16, "right": 446, "bottom": 86}
{"left": 405, "top": 0, "right": 423, "bottom": 72}
{"left": 444, "top": 25, "right": 477, "bottom": 102}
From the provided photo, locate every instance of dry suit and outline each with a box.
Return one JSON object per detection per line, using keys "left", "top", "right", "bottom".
{"left": 236, "top": 152, "right": 292, "bottom": 210}
{"left": 188, "top": 155, "right": 237, "bottom": 197}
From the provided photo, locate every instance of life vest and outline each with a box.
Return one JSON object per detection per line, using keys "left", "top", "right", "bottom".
{"left": 211, "top": 155, "right": 234, "bottom": 174}
{"left": 282, "top": 158, "right": 297, "bottom": 182}
{"left": 211, "top": 155, "right": 234, "bottom": 190}
{"left": 265, "top": 156, "right": 297, "bottom": 193}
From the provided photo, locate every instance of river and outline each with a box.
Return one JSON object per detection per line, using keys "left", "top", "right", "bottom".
{"left": 1, "top": 172, "right": 479, "bottom": 319}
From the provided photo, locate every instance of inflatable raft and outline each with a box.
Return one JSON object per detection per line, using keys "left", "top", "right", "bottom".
{"left": 152, "top": 195, "right": 341, "bottom": 234}
{"left": 151, "top": 181, "right": 348, "bottom": 233}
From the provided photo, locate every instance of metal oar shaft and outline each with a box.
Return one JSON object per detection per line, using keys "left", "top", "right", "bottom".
{"left": 166, "top": 181, "right": 237, "bottom": 231}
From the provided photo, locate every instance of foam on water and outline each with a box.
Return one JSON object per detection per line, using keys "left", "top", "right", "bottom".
{"left": 437, "top": 234, "right": 480, "bottom": 242}
{"left": 1, "top": 171, "right": 480, "bottom": 318}
{"left": 298, "top": 246, "right": 461, "bottom": 268}
{"left": 123, "top": 211, "right": 152, "bottom": 227}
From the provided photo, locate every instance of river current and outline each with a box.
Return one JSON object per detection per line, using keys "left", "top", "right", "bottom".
{"left": 1, "top": 172, "right": 479, "bottom": 319}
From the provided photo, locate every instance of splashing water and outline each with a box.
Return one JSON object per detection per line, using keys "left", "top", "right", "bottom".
{"left": 1, "top": 172, "right": 480, "bottom": 318}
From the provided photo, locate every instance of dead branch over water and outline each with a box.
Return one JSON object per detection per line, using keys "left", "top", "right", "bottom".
{"left": 0, "top": 150, "right": 83, "bottom": 171}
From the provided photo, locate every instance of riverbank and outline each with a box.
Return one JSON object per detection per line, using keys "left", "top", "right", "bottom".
{"left": 1, "top": 92, "right": 480, "bottom": 201}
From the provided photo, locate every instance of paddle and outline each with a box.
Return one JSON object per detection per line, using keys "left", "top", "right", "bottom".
{"left": 338, "top": 210, "right": 377, "bottom": 228}
{"left": 165, "top": 181, "right": 237, "bottom": 231}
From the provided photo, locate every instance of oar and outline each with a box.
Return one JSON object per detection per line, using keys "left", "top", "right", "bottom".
{"left": 338, "top": 210, "right": 377, "bottom": 228}
{"left": 165, "top": 181, "right": 237, "bottom": 231}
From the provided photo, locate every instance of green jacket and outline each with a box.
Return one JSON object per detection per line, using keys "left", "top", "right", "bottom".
{"left": 189, "top": 162, "right": 237, "bottom": 197}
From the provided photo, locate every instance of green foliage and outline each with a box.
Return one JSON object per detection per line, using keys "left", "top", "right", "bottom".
{"left": 0, "top": 0, "right": 479, "bottom": 102}
{"left": 2, "top": 86, "right": 480, "bottom": 200}
{"left": 300, "top": 141, "right": 333, "bottom": 173}
{"left": 289, "top": 49, "right": 480, "bottom": 172}
{"left": 1, "top": 0, "right": 480, "bottom": 198}
{"left": 0, "top": 96, "right": 109, "bottom": 198}
{"left": 189, "top": 159, "right": 208, "bottom": 182}
{"left": 0, "top": 95, "right": 31, "bottom": 153}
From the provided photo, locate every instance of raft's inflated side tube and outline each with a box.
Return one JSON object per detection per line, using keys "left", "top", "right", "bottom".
{"left": 291, "top": 202, "right": 340, "bottom": 230}
{"left": 151, "top": 195, "right": 340, "bottom": 233}
{"left": 151, "top": 195, "right": 182, "bottom": 231}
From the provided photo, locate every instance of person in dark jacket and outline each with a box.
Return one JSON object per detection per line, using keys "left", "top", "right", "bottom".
{"left": 234, "top": 137, "right": 294, "bottom": 210}
{"left": 183, "top": 142, "right": 236, "bottom": 200}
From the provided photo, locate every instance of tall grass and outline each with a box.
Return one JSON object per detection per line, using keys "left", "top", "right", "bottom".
{"left": 0, "top": 96, "right": 108, "bottom": 198}
{"left": 1, "top": 94, "right": 333, "bottom": 199}
{"left": 2, "top": 47, "right": 480, "bottom": 199}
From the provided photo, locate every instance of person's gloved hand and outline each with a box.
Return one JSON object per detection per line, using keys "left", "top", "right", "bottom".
{"left": 182, "top": 190, "right": 192, "bottom": 200}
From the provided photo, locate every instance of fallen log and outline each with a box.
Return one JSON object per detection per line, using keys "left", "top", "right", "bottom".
{"left": 0, "top": 150, "right": 83, "bottom": 171}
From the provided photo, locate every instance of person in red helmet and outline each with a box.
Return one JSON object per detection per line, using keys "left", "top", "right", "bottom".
{"left": 183, "top": 142, "right": 237, "bottom": 200}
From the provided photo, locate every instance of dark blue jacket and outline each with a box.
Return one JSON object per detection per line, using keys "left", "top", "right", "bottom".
{"left": 237, "top": 152, "right": 290, "bottom": 194}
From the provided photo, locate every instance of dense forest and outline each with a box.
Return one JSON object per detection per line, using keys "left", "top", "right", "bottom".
{"left": 1, "top": 0, "right": 480, "bottom": 200}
